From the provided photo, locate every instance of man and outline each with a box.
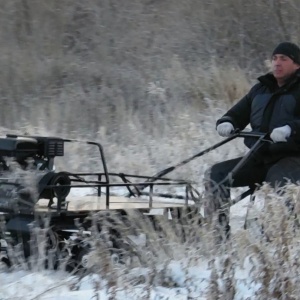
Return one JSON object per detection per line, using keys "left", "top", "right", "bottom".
{"left": 204, "top": 42, "right": 300, "bottom": 239}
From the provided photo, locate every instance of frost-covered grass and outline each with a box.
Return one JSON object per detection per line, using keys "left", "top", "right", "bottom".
{"left": 2, "top": 179, "right": 300, "bottom": 299}
{"left": 1, "top": 2, "right": 300, "bottom": 297}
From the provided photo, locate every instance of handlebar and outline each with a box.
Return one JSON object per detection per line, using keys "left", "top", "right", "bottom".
{"left": 125, "top": 129, "right": 273, "bottom": 197}
{"left": 231, "top": 130, "right": 273, "bottom": 143}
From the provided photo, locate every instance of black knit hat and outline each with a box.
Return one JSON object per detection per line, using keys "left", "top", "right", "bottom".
{"left": 272, "top": 42, "right": 300, "bottom": 64}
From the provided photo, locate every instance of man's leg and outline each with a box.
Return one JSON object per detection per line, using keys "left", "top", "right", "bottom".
{"left": 204, "top": 157, "right": 240, "bottom": 219}
{"left": 265, "top": 156, "right": 300, "bottom": 212}
{"left": 265, "top": 156, "right": 300, "bottom": 188}
{"left": 204, "top": 156, "right": 268, "bottom": 238}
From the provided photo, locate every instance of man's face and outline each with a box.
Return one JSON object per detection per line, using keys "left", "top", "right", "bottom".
{"left": 272, "top": 54, "right": 300, "bottom": 82}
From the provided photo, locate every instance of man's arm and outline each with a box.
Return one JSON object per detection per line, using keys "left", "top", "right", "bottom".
{"left": 216, "top": 83, "right": 261, "bottom": 131}
{"left": 285, "top": 91, "right": 300, "bottom": 141}
{"left": 286, "top": 120, "right": 300, "bottom": 141}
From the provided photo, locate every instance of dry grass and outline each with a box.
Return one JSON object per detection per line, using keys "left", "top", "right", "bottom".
{"left": 1, "top": 1, "right": 300, "bottom": 298}
{"left": 3, "top": 177, "right": 300, "bottom": 299}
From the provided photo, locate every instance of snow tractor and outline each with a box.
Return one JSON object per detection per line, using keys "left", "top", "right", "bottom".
{"left": 0, "top": 131, "right": 269, "bottom": 271}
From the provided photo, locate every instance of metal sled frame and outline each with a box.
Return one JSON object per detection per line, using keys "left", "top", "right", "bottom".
{"left": 45, "top": 131, "right": 270, "bottom": 215}
{"left": 0, "top": 131, "right": 270, "bottom": 218}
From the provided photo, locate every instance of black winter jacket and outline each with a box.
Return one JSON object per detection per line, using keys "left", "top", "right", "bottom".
{"left": 216, "top": 69, "right": 300, "bottom": 161}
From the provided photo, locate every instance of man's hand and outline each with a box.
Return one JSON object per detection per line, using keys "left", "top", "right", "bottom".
{"left": 216, "top": 122, "right": 234, "bottom": 137}
{"left": 270, "top": 125, "right": 292, "bottom": 142}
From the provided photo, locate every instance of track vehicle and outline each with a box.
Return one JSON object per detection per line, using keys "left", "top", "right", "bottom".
{"left": 0, "top": 131, "right": 269, "bottom": 270}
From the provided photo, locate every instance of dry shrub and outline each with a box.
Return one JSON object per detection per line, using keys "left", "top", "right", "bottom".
{"left": 2, "top": 1, "right": 300, "bottom": 298}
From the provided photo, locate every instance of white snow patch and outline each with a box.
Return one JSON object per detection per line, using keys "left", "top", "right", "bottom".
{"left": 0, "top": 255, "right": 263, "bottom": 299}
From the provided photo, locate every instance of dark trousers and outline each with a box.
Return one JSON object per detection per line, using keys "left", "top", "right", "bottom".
{"left": 204, "top": 155, "right": 300, "bottom": 230}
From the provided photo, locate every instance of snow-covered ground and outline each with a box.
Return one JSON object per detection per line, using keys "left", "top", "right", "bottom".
{"left": 1, "top": 253, "right": 261, "bottom": 300}
{"left": 0, "top": 187, "right": 266, "bottom": 300}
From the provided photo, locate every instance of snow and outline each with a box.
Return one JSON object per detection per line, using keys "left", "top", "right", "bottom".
{"left": 0, "top": 254, "right": 263, "bottom": 299}
{"left": 0, "top": 271, "right": 105, "bottom": 299}
{"left": 0, "top": 184, "right": 268, "bottom": 299}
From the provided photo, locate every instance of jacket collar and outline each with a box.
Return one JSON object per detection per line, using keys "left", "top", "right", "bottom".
{"left": 257, "top": 69, "right": 300, "bottom": 92}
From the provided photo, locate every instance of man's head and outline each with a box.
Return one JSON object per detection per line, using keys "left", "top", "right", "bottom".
{"left": 271, "top": 42, "right": 300, "bottom": 85}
